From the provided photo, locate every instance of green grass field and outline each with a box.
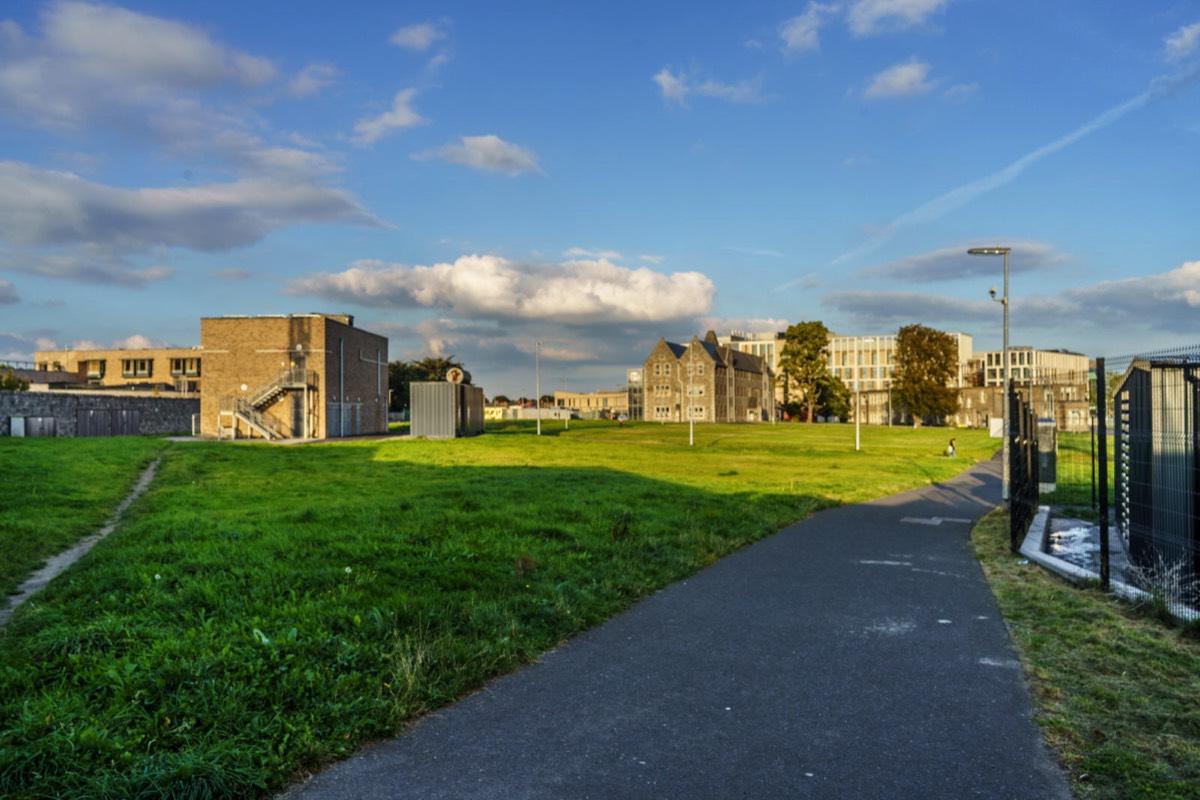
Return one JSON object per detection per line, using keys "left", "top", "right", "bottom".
{"left": 0, "top": 421, "right": 991, "bottom": 799}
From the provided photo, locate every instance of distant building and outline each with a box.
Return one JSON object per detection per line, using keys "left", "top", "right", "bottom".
{"left": 976, "top": 347, "right": 1090, "bottom": 387}
{"left": 553, "top": 389, "right": 629, "bottom": 418}
{"left": 717, "top": 330, "right": 786, "bottom": 404}
{"left": 626, "top": 368, "right": 644, "bottom": 421}
{"left": 34, "top": 347, "right": 204, "bottom": 393}
{"left": 643, "top": 332, "right": 773, "bottom": 423}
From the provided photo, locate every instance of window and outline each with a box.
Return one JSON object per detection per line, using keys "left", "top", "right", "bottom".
{"left": 654, "top": 363, "right": 661, "bottom": 376}
{"left": 691, "top": 406, "right": 705, "bottom": 419}
{"left": 85, "top": 360, "right": 106, "bottom": 379}
{"left": 663, "top": 363, "right": 671, "bottom": 376}
{"left": 698, "top": 364, "right": 705, "bottom": 376}
{"left": 170, "top": 357, "right": 201, "bottom": 377}
{"left": 121, "top": 359, "right": 153, "bottom": 378}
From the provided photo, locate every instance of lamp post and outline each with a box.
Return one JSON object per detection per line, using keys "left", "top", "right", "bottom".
{"left": 854, "top": 337, "right": 874, "bottom": 451}
{"left": 969, "top": 246, "right": 1011, "bottom": 502}
{"left": 535, "top": 341, "right": 542, "bottom": 437}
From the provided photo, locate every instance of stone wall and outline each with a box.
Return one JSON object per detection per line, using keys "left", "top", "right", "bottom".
{"left": 0, "top": 391, "right": 198, "bottom": 437}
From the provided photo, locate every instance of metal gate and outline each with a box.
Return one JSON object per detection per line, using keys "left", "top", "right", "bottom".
{"left": 77, "top": 408, "right": 141, "bottom": 437}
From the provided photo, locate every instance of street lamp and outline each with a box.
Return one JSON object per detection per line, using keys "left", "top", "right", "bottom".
{"left": 535, "top": 341, "right": 542, "bottom": 437}
{"left": 855, "top": 337, "right": 875, "bottom": 451}
{"left": 969, "top": 246, "right": 1011, "bottom": 502}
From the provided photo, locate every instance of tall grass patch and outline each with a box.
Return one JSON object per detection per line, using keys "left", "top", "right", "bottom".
{"left": 2, "top": 423, "right": 995, "bottom": 798}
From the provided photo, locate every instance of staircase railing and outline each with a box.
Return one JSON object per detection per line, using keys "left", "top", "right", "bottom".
{"left": 249, "top": 367, "right": 310, "bottom": 408}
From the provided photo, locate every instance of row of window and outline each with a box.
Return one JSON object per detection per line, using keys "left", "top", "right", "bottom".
{"left": 652, "top": 361, "right": 708, "bottom": 377}
{"left": 95, "top": 357, "right": 203, "bottom": 379}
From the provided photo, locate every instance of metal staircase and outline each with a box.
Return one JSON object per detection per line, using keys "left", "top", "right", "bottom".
{"left": 218, "top": 367, "right": 310, "bottom": 440}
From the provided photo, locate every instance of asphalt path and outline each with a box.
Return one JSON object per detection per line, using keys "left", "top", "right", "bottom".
{"left": 281, "top": 455, "right": 1071, "bottom": 799}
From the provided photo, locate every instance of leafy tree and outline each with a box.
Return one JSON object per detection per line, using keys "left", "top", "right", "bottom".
{"left": 492, "top": 394, "right": 512, "bottom": 406}
{"left": 892, "top": 324, "right": 960, "bottom": 426}
{"left": 387, "top": 356, "right": 466, "bottom": 411}
{"left": 0, "top": 365, "right": 30, "bottom": 392}
{"left": 816, "top": 372, "right": 851, "bottom": 420}
{"left": 776, "top": 321, "right": 832, "bottom": 424}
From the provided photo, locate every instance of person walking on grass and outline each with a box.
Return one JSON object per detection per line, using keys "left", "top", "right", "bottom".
{"left": 947, "top": 437, "right": 956, "bottom": 457}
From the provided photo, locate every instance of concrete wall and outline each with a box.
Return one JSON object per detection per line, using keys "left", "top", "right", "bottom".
{"left": 1, "top": 391, "right": 198, "bottom": 436}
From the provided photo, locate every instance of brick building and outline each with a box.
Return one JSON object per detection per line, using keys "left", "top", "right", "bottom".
{"left": 643, "top": 332, "right": 773, "bottom": 423}
{"left": 200, "top": 314, "right": 388, "bottom": 439}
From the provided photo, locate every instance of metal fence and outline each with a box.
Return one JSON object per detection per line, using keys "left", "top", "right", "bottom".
{"left": 1009, "top": 391, "right": 1040, "bottom": 552}
{"left": 1031, "top": 345, "right": 1200, "bottom": 620}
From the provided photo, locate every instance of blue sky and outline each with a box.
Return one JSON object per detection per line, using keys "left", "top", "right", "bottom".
{"left": 1, "top": 1, "right": 1198, "bottom": 397}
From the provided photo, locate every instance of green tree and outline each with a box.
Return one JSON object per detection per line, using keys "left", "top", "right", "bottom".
{"left": 816, "top": 372, "right": 851, "bottom": 421}
{"left": 777, "top": 321, "right": 832, "bottom": 424}
{"left": 387, "top": 356, "right": 466, "bottom": 411}
{"left": 892, "top": 324, "right": 960, "bottom": 426}
{"left": 0, "top": 365, "right": 30, "bottom": 392}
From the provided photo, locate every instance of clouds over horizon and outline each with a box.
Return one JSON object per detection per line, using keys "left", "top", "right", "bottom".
{"left": 285, "top": 253, "right": 715, "bottom": 325}
{"left": 856, "top": 241, "right": 1068, "bottom": 282}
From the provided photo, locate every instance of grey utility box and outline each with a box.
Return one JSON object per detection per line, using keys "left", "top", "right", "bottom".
{"left": 411, "top": 382, "right": 485, "bottom": 439}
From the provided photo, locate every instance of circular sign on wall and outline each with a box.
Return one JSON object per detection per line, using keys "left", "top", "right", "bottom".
{"left": 446, "top": 367, "right": 464, "bottom": 384}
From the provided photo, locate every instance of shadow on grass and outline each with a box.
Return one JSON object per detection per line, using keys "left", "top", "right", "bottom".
{"left": 0, "top": 440, "right": 829, "bottom": 800}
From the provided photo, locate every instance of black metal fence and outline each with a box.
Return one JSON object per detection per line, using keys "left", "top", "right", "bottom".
{"left": 1031, "top": 345, "right": 1200, "bottom": 620}
{"left": 1009, "top": 390, "right": 1040, "bottom": 552}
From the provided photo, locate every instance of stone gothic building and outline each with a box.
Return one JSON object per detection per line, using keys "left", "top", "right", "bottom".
{"left": 642, "top": 332, "right": 773, "bottom": 423}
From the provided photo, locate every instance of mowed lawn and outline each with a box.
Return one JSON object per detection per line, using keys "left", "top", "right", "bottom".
{"left": 0, "top": 422, "right": 993, "bottom": 799}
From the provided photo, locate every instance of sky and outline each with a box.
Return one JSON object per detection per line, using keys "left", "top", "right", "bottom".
{"left": 1, "top": 0, "right": 1198, "bottom": 398}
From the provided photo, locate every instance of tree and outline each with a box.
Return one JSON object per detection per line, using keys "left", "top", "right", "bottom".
{"left": 0, "top": 365, "right": 30, "bottom": 392}
{"left": 892, "top": 324, "right": 960, "bottom": 426}
{"left": 816, "top": 372, "right": 851, "bottom": 421}
{"left": 387, "top": 356, "right": 466, "bottom": 411}
{"left": 777, "top": 321, "right": 832, "bottom": 424}
{"left": 492, "top": 394, "right": 512, "bottom": 406}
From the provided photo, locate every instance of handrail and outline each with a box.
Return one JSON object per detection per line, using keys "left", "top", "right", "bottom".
{"left": 248, "top": 367, "right": 310, "bottom": 408}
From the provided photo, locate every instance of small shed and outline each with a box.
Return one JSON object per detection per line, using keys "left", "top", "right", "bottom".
{"left": 411, "top": 382, "right": 485, "bottom": 439}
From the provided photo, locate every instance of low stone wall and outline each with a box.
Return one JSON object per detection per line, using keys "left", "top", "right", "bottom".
{"left": 0, "top": 391, "right": 198, "bottom": 437}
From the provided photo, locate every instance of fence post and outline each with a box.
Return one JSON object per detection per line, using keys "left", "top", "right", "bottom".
{"left": 1096, "top": 357, "right": 1110, "bottom": 591}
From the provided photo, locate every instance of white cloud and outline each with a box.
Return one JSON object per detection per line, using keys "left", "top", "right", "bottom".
{"left": 640, "top": 254, "right": 665, "bottom": 264}
{"left": 653, "top": 68, "right": 764, "bottom": 106}
{"left": 700, "top": 316, "right": 791, "bottom": 335}
{"left": 288, "top": 63, "right": 339, "bottom": 98}
{"left": 942, "top": 82, "right": 978, "bottom": 102}
{"left": 0, "top": 279, "right": 18, "bottom": 304}
{"left": 1165, "top": 22, "right": 1200, "bottom": 63}
{"left": 780, "top": 2, "right": 839, "bottom": 55}
{"left": 390, "top": 22, "right": 447, "bottom": 52}
{"left": 565, "top": 247, "right": 622, "bottom": 260}
{"left": 352, "top": 88, "right": 426, "bottom": 145}
{"left": 112, "top": 333, "right": 167, "bottom": 350}
{"left": 0, "top": 161, "right": 381, "bottom": 255}
{"left": 864, "top": 59, "right": 935, "bottom": 99}
{"left": 415, "top": 135, "right": 542, "bottom": 176}
{"left": 285, "top": 253, "right": 715, "bottom": 325}
{"left": 847, "top": 0, "right": 951, "bottom": 37}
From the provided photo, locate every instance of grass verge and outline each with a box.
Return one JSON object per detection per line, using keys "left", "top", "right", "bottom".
{"left": 1, "top": 422, "right": 994, "bottom": 798}
{"left": 972, "top": 509, "right": 1200, "bottom": 800}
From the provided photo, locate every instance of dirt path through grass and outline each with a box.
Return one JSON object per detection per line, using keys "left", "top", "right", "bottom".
{"left": 0, "top": 455, "right": 162, "bottom": 629}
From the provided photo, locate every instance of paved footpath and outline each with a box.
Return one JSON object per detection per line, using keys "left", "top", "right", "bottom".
{"left": 282, "top": 456, "right": 1071, "bottom": 799}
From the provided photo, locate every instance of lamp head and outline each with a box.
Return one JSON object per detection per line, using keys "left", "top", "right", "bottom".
{"left": 988, "top": 287, "right": 997, "bottom": 300}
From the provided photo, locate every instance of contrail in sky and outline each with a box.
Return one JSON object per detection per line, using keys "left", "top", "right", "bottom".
{"left": 774, "top": 61, "right": 1200, "bottom": 292}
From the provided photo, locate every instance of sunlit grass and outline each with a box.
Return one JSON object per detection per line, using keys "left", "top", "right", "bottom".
{"left": 0, "top": 422, "right": 996, "bottom": 798}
